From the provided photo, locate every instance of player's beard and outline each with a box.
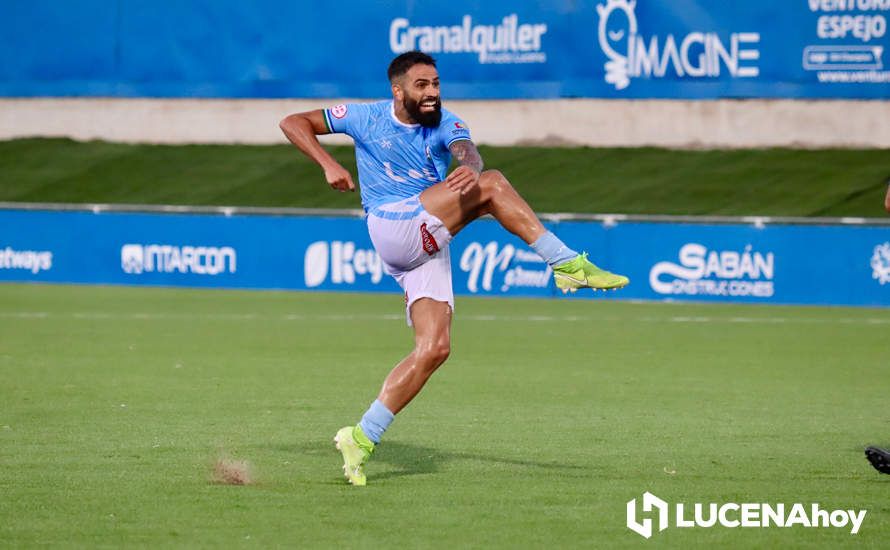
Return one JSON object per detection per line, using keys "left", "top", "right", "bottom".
{"left": 404, "top": 96, "right": 442, "bottom": 128}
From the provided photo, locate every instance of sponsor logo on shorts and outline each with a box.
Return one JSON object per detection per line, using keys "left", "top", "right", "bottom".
{"left": 420, "top": 223, "right": 440, "bottom": 255}
{"left": 120, "top": 244, "right": 236, "bottom": 275}
{"left": 330, "top": 104, "right": 348, "bottom": 119}
{"left": 304, "top": 241, "right": 384, "bottom": 288}
{"left": 0, "top": 246, "right": 53, "bottom": 274}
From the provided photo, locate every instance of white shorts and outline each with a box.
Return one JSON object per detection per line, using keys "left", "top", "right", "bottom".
{"left": 366, "top": 196, "right": 454, "bottom": 325}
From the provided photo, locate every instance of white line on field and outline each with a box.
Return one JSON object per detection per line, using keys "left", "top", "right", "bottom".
{"left": 0, "top": 311, "right": 887, "bottom": 325}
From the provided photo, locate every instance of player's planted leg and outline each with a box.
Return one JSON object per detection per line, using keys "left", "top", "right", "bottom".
{"left": 420, "top": 170, "right": 628, "bottom": 290}
{"left": 377, "top": 299, "right": 451, "bottom": 414}
{"left": 335, "top": 298, "right": 452, "bottom": 485}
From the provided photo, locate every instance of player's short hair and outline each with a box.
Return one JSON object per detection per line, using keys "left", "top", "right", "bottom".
{"left": 388, "top": 51, "right": 437, "bottom": 83}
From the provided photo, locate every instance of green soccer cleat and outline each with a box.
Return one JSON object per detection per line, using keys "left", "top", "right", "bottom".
{"left": 334, "top": 425, "right": 374, "bottom": 486}
{"left": 553, "top": 252, "right": 629, "bottom": 293}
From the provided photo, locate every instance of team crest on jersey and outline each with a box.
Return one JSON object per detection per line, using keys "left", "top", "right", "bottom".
{"left": 331, "top": 104, "right": 348, "bottom": 119}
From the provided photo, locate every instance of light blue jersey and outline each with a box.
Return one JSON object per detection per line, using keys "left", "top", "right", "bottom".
{"left": 323, "top": 100, "right": 472, "bottom": 213}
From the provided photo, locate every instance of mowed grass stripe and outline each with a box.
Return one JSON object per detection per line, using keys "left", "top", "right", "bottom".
{"left": 1, "top": 309, "right": 889, "bottom": 325}
{"left": 2, "top": 138, "right": 889, "bottom": 217}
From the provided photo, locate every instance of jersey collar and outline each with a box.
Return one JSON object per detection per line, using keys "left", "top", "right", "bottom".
{"left": 390, "top": 101, "right": 420, "bottom": 129}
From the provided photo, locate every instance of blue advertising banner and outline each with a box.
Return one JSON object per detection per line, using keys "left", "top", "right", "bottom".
{"left": 1, "top": 1, "right": 888, "bottom": 99}
{"left": 2, "top": 209, "right": 889, "bottom": 308}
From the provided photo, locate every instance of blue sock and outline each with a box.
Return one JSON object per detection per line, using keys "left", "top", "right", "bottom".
{"left": 358, "top": 400, "right": 394, "bottom": 444}
{"left": 530, "top": 231, "right": 577, "bottom": 267}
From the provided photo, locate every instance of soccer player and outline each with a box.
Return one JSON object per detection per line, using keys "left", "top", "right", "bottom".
{"left": 280, "top": 51, "right": 628, "bottom": 486}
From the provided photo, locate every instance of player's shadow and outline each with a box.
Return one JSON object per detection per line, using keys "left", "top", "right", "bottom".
{"left": 370, "top": 440, "right": 589, "bottom": 481}
{"left": 277, "top": 439, "right": 590, "bottom": 483}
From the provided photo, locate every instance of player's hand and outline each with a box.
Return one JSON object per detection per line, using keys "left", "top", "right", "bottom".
{"left": 445, "top": 165, "right": 481, "bottom": 195}
{"left": 324, "top": 164, "right": 355, "bottom": 192}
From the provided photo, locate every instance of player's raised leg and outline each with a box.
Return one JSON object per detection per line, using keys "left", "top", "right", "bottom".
{"left": 335, "top": 298, "right": 452, "bottom": 485}
{"left": 420, "top": 169, "right": 545, "bottom": 242}
{"left": 420, "top": 169, "right": 629, "bottom": 291}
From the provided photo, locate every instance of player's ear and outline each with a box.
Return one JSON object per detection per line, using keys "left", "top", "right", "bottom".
{"left": 392, "top": 83, "right": 403, "bottom": 101}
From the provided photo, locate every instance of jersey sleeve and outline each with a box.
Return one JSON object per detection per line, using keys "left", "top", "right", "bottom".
{"left": 322, "top": 103, "right": 370, "bottom": 138}
{"left": 437, "top": 110, "right": 473, "bottom": 149}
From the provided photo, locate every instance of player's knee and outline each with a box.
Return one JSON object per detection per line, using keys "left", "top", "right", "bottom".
{"left": 481, "top": 169, "right": 507, "bottom": 186}
{"left": 479, "top": 169, "right": 511, "bottom": 197}
{"left": 429, "top": 338, "right": 451, "bottom": 366}
{"left": 416, "top": 338, "right": 451, "bottom": 368}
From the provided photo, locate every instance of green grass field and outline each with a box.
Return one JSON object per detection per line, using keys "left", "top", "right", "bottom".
{"left": 1, "top": 138, "right": 888, "bottom": 217}
{"left": 2, "top": 283, "right": 889, "bottom": 548}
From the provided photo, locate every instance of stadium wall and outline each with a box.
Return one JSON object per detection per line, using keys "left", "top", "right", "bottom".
{"left": 2, "top": 205, "right": 889, "bottom": 308}
{"left": 3, "top": 98, "right": 890, "bottom": 149}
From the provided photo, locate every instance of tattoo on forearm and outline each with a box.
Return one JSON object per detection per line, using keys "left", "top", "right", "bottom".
{"left": 449, "top": 140, "right": 484, "bottom": 173}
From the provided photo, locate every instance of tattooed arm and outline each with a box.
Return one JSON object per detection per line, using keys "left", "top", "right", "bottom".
{"left": 445, "top": 140, "right": 484, "bottom": 194}
{"left": 450, "top": 139, "right": 484, "bottom": 173}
